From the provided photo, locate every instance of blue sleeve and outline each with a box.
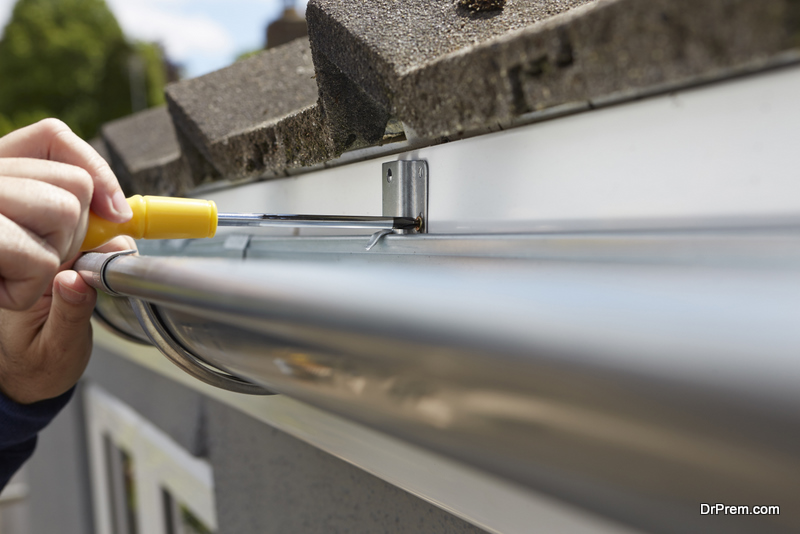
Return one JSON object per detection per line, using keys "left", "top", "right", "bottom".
{"left": 0, "top": 387, "right": 74, "bottom": 489}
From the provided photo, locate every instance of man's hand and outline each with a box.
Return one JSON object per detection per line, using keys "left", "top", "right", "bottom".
{"left": 0, "top": 119, "right": 134, "bottom": 404}
{"left": 0, "top": 237, "right": 135, "bottom": 405}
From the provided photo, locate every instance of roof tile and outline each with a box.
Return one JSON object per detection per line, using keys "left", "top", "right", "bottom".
{"left": 101, "top": 106, "right": 192, "bottom": 196}
{"left": 309, "top": 0, "right": 800, "bottom": 141}
{"left": 165, "top": 38, "right": 332, "bottom": 182}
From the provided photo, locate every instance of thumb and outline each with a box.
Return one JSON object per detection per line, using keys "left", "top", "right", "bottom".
{"left": 46, "top": 269, "right": 97, "bottom": 347}
{"left": 4, "top": 270, "right": 98, "bottom": 404}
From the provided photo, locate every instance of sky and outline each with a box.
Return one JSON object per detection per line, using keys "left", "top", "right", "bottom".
{"left": 0, "top": 0, "right": 309, "bottom": 79}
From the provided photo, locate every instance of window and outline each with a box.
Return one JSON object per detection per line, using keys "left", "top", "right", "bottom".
{"left": 162, "top": 488, "right": 214, "bottom": 534}
{"left": 85, "top": 385, "right": 217, "bottom": 534}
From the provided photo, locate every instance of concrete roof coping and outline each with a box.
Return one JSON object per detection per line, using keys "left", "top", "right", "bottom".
{"left": 92, "top": 0, "right": 800, "bottom": 191}
{"left": 165, "top": 38, "right": 318, "bottom": 145}
{"left": 309, "top": 0, "right": 800, "bottom": 142}
{"left": 165, "top": 38, "right": 331, "bottom": 181}
{"left": 308, "top": 0, "right": 592, "bottom": 75}
{"left": 101, "top": 106, "right": 181, "bottom": 173}
{"left": 100, "top": 106, "right": 192, "bottom": 196}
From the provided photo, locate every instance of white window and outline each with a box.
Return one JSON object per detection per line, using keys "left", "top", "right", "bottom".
{"left": 85, "top": 385, "right": 217, "bottom": 534}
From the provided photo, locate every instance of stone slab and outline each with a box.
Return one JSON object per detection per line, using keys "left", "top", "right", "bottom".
{"left": 165, "top": 38, "right": 332, "bottom": 182}
{"left": 308, "top": 0, "right": 800, "bottom": 142}
{"left": 96, "top": 0, "right": 800, "bottom": 183}
{"left": 101, "top": 106, "right": 192, "bottom": 196}
{"left": 306, "top": 0, "right": 593, "bottom": 150}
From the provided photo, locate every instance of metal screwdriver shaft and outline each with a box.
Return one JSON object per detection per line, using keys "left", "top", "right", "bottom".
{"left": 217, "top": 213, "right": 420, "bottom": 231}
{"left": 81, "top": 195, "right": 423, "bottom": 251}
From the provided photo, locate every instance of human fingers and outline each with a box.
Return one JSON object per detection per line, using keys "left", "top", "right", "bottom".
{"left": 0, "top": 158, "right": 93, "bottom": 204}
{"left": 94, "top": 235, "right": 138, "bottom": 254}
{"left": 46, "top": 270, "right": 96, "bottom": 396}
{"left": 59, "top": 236, "right": 138, "bottom": 283}
{"left": 0, "top": 119, "right": 132, "bottom": 223}
{"left": 0, "top": 213, "right": 60, "bottom": 310}
{"left": 0, "top": 176, "right": 87, "bottom": 263}
{"left": 0, "top": 158, "right": 94, "bottom": 256}
{"left": 0, "top": 270, "right": 95, "bottom": 404}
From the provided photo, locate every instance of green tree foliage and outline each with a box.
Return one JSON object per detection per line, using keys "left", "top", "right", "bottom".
{"left": 0, "top": 0, "right": 167, "bottom": 139}
{"left": 135, "top": 42, "right": 168, "bottom": 108}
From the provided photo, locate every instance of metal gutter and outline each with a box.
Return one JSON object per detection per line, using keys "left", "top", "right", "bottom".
{"left": 79, "top": 63, "right": 800, "bottom": 533}
{"left": 89, "top": 329, "right": 643, "bottom": 534}
{"left": 76, "top": 233, "right": 800, "bottom": 534}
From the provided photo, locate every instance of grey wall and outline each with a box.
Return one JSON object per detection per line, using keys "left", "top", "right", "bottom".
{"left": 206, "top": 400, "right": 486, "bottom": 534}
{"left": 24, "top": 348, "right": 488, "bottom": 534}
{"left": 26, "top": 383, "right": 95, "bottom": 534}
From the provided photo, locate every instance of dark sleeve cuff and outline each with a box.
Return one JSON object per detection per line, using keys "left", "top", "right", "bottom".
{"left": 0, "top": 436, "right": 37, "bottom": 490}
{"left": 0, "top": 387, "right": 74, "bottom": 489}
{"left": 0, "top": 387, "right": 74, "bottom": 449}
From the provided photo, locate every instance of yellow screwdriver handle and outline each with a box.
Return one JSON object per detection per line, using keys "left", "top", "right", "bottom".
{"left": 81, "top": 195, "right": 218, "bottom": 251}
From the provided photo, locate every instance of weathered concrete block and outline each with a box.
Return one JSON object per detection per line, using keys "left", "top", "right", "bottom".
{"left": 308, "top": 0, "right": 800, "bottom": 142}
{"left": 100, "top": 106, "right": 192, "bottom": 196}
{"left": 400, "top": 0, "right": 800, "bottom": 138}
{"left": 309, "top": 44, "right": 391, "bottom": 154}
{"left": 165, "top": 38, "right": 332, "bottom": 182}
{"left": 306, "top": 0, "right": 593, "bottom": 148}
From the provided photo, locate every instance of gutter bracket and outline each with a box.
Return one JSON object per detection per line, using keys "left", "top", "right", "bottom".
{"left": 368, "top": 160, "right": 428, "bottom": 250}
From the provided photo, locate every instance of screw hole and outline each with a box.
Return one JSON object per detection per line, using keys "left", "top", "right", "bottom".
{"left": 386, "top": 169, "right": 393, "bottom": 183}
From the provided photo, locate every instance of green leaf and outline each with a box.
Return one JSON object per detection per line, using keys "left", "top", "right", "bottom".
{"left": 0, "top": 0, "right": 172, "bottom": 138}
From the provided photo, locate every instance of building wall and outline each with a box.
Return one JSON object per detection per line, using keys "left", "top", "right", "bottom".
{"left": 27, "top": 384, "right": 94, "bottom": 534}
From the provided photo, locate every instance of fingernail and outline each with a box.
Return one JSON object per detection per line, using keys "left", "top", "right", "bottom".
{"left": 111, "top": 191, "right": 133, "bottom": 220}
{"left": 58, "top": 281, "right": 89, "bottom": 304}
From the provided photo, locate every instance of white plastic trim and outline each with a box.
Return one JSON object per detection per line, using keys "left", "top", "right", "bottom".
{"left": 85, "top": 384, "right": 217, "bottom": 534}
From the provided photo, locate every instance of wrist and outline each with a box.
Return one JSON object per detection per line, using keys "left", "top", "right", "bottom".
{"left": 0, "top": 375, "right": 64, "bottom": 405}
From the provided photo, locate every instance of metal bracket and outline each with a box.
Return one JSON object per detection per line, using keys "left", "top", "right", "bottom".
{"left": 368, "top": 160, "right": 428, "bottom": 250}
{"left": 382, "top": 160, "right": 428, "bottom": 234}
{"left": 365, "top": 229, "right": 394, "bottom": 251}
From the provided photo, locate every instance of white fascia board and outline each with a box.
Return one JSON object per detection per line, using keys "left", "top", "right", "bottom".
{"left": 207, "top": 64, "right": 800, "bottom": 235}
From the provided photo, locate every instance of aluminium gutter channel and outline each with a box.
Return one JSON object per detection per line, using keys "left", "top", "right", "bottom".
{"left": 85, "top": 64, "right": 800, "bottom": 534}
{"left": 77, "top": 233, "right": 800, "bottom": 534}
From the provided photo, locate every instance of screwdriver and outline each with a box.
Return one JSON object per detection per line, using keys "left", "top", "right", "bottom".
{"left": 80, "top": 195, "right": 420, "bottom": 251}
